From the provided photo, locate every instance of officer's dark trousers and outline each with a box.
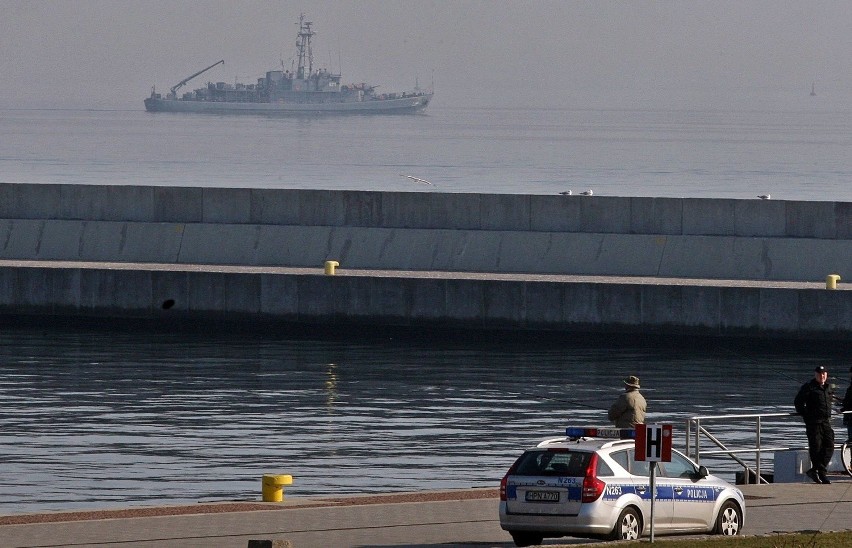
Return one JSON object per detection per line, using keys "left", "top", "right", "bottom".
{"left": 805, "top": 421, "right": 835, "bottom": 472}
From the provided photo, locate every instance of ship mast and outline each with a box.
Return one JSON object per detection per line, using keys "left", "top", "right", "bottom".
{"left": 295, "top": 14, "right": 314, "bottom": 80}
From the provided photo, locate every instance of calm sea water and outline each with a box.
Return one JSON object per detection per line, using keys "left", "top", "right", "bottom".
{"left": 0, "top": 325, "right": 849, "bottom": 514}
{"left": 1, "top": 107, "right": 851, "bottom": 514}
{"left": 1, "top": 106, "right": 852, "bottom": 201}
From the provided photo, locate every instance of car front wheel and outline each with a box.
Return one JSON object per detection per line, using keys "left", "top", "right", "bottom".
{"left": 609, "top": 506, "right": 641, "bottom": 540}
{"left": 714, "top": 501, "right": 742, "bottom": 536}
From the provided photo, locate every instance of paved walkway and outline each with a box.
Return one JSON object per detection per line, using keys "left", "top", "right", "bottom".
{"left": 3, "top": 476, "right": 852, "bottom": 548}
{"left": 1, "top": 258, "right": 843, "bottom": 289}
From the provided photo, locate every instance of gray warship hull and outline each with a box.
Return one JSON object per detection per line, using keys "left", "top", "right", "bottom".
{"left": 144, "top": 93, "right": 432, "bottom": 115}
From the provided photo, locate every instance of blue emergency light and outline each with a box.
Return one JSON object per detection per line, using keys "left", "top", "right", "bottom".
{"left": 565, "top": 426, "right": 636, "bottom": 439}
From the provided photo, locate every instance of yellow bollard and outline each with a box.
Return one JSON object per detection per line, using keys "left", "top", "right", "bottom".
{"left": 324, "top": 260, "right": 339, "bottom": 275}
{"left": 826, "top": 274, "right": 841, "bottom": 290}
{"left": 262, "top": 474, "right": 293, "bottom": 502}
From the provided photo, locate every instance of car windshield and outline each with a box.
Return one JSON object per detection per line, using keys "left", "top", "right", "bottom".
{"left": 513, "top": 450, "right": 592, "bottom": 476}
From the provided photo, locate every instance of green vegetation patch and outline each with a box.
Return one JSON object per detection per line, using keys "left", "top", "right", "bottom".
{"left": 643, "top": 531, "right": 852, "bottom": 547}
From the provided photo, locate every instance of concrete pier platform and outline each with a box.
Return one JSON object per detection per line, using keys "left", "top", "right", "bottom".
{"left": 2, "top": 479, "right": 852, "bottom": 547}
{"left": 1, "top": 259, "right": 850, "bottom": 340}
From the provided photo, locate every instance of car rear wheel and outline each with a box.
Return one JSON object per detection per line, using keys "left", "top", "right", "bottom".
{"left": 714, "top": 501, "right": 742, "bottom": 535}
{"left": 608, "top": 506, "right": 641, "bottom": 540}
{"left": 509, "top": 531, "right": 543, "bottom": 547}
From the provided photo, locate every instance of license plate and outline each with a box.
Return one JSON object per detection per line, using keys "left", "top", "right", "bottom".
{"left": 525, "top": 490, "right": 559, "bottom": 502}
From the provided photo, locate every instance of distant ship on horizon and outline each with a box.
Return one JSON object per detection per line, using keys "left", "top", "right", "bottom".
{"left": 144, "top": 14, "right": 433, "bottom": 115}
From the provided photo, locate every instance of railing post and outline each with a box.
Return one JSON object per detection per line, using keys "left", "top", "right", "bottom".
{"left": 685, "top": 419, "right": 691, "bottom": 458}
{"left": 755, "top": 416, "right": 761, "bottom": 485}
{"left": 694, "top": 418, "right": 700, "bottom": 464}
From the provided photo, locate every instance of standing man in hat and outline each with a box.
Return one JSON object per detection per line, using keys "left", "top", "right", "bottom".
{"left": 794, "top": 365, "right": 835, "bottom": 484}
{"left": 608, "top": 375, "right": 647, "bottom": 428}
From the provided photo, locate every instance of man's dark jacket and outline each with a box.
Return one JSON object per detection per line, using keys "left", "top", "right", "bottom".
{"left": 794, "top": 379, "right": 833, "bottom": 424}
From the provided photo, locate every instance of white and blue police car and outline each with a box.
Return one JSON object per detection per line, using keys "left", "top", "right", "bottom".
{"left": 499, "top": 427, "right": 745, "bottom": 546}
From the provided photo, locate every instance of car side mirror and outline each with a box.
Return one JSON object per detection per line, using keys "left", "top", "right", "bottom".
{"left": 697, "top": 465, "right": 709, "bottom": 478}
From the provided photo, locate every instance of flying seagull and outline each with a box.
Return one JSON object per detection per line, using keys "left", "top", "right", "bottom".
{"left": 757, "top": 194, "right": 771, "bottom": 200}
{"left": 580, "top": 189, "right": 593, "bottom": 196}
{"left": 401, "top": 174, "right": 432, "bottom": 185}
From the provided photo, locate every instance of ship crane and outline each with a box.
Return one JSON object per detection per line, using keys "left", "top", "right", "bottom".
{"left": 169, "top": 59, "right": 225, "bottom": 96}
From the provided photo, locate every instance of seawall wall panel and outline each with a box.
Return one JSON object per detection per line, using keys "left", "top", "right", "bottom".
{"left": 155, "top": 186, "right": 204, "bottom": 222}
{"left": 59, "top": 185, "right": 154, "bottom": 221}
{"left": 681, "top": 286, "right": 722, "bottom": 329}
{"left": 735, "top": 200, "right": 786, "bottom": 236}
{"left": 786, "top": 201, "right": 837, "bottom": 238}
{"left": 80, "top": 269, "right": 152, "bottom": 317}
{"left": 259, "top": 274, "right": 299, "bottom": 318}
{"left": 409, "top": 278, "right": 447, "bottom": 321}
{"left": 628, "top": 198, "right": 683, "bottom": 235}
{"left": 0, "top": 184, "right": 62, "bottom": 219}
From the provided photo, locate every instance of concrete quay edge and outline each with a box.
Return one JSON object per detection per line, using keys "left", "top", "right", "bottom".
{"left": 0, "top": 258, "right": 841, "bottom": 288}
{"left": 1, "top": 259, "right": 850, "bottom": 341}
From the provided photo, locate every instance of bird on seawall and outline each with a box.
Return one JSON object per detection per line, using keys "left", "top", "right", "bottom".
{"left": 757, "top": 194, "right": 770, "bottom": 200}
{"left": 580, "top": 189, "right": 593, "bottom": 196}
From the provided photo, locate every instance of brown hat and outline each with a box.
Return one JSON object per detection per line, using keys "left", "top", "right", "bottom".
{"left": 623, "top": 375, "right": 640, "bottom": 389}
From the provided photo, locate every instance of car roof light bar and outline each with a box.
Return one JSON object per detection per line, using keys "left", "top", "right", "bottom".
{"left": 565, "top": 426, "right": 636, "bottom": 439}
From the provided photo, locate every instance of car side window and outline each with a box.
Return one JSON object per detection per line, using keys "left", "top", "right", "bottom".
{"left": 625, "top": 449, "right": 650, "bottom": 477}
{"left": 609, "top": 450, "right": 629, "bottom": 473}
{"left": 658, "top": 452, "right": 697, "bottom": 478}
{"left": 596, "top": 459, "right": 615, "bottom": 477}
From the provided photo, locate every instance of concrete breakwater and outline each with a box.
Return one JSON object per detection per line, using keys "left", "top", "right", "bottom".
{"left": 0, "top": 183, "right": 850, "bottom": 339}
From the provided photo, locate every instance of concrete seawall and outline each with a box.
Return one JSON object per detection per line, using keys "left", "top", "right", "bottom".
{"left": 0, "top": 183, "right": 850, "bottom": 339}
{"left": 0, "top": 184, "right": 850, "bottom": 281}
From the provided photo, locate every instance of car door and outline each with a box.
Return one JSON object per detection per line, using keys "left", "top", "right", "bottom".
{"left": 659, "top": 451, "right": 718, "bottom": 530}
{"left": 624, "top": 448, "right": 674, "bottom": 531}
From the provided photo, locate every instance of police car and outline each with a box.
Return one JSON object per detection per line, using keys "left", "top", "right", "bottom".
{"left": 499, "top": 427, "right": 745, "bottom": 546}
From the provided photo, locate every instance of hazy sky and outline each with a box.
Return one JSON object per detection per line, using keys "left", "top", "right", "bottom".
{"left": 2, "top": 0, "right": 851, "bottom": 110}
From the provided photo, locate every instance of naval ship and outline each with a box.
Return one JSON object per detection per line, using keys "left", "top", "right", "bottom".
{"left": 144, "top": 15, "right": 432, "bottom": 115}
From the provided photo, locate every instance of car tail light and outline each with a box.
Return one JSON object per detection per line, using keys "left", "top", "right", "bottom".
{"left": 581, "top": 453, "right": 605, "bottom": 502}
{"left": 500, "top": 461, "right": 519, "bottom": 501}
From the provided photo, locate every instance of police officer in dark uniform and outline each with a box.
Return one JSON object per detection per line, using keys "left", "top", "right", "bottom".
{"left": 794, "top": 365, "right": 835, "bottom": 484}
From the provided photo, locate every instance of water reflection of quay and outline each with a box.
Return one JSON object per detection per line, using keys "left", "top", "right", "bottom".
{"left": 0, "top": 326, "right": 848, "bottom": 514}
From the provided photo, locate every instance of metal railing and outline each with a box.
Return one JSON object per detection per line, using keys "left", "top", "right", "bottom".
{"left": 685, "top": 411, "right": 805, "bottom": 485}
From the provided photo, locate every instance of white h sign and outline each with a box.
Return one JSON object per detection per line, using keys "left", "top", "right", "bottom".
{"left": 635, "top": 423, "right": 673, "bottom": 462}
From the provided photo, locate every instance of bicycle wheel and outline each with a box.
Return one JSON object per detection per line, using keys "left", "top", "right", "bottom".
{"left": 841, "top": 442, "right": 852, "bottom": 477}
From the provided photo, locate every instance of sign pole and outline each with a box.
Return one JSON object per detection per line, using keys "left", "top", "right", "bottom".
{"left": 635, "top": 424, "right": 672, "bottom": 544}
{"left": 649, "top": 461, "right": 656, "bottom": 543}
